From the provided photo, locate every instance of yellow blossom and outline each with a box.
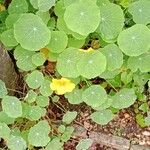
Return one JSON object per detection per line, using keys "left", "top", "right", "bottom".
{"left": 50, "top": 78, "right": 75, "bottom": 95}
{"left": 79, "top": 47, "right": 94, "bottom": 53}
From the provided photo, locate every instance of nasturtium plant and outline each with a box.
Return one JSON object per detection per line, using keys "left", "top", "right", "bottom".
{"left": 8, "top": 0, "right": 28, "bottom": 14}
{"left": 65, "top": 88, "right": 83, "bottom": 104}
{"left": 45, "top": 138, "right": 63, "bottom": 150}
{"left": 14, "top": 13, "right": 51, "bottom": 51}
{"left": 64, "top": 0, "right": 100, "bottom": 36}
{"left": 128, "top": 0, "right": 150, "bottom": 25}
{"left": 82, "top": 85, "right": 107, "bottom": 108}
{"left": 32, "top": 52, "right": 46, "bottom": 66}
{"left": 5, "top": 14, "right": 21, "bottom": 29}
{"left": 56, "top": 47, "right": 82, "bottom": 78}
{"left": 117, "top": 24, "right": 150, "bottom": 56}
{"left": 97, "top": 3, "right": 124, "bottom": 42}
{"left": 62, "top": 111, "right": 77, "bottom": 124}
{"left": 111, "top": 88, "right": 137, "bottom": 109}
{"left": 47, "top": 31, "right": 68, "bottom": 53}
{"left": 100, "top": 44, "right": 123, "bottom": 71}
{"left": 7, "top": 135, "right": 27, "bottom": 150}
{"left": 0, "top": 79, "right": 7, "bottom": 98}
{"left": 25, "top": 90, "right": 37, "bottom": 103}
{"left": 26, "top": 70, "right": 44, "bottom": 89}
{"left": 0, "top": 111, "right": 15, "bottom": 125}
{"left": 1, "top": 0, "right": 150, "bottom": 149}
{"left": 38, "top": 0, "right": 55, "bottom": 12}
{"left": 39, "top": 78, "right": 53, "bottom": 97}
{"left": 91, "top": 109, "right": 114, "bottom": 125}
{"left": 1, "top": 29, "right": 18, "bottom": 47}
{"left": 0, "top": 122, "right": 10, "bottom": 140}
{"left": 76, "top": 138, "right": 93, "bottom": 150}
{"left": 77, "top": 50, "right": 106, "bottom": 79}
{"left": 28, "top": 120, "right": 50, "bottom": 147}
{"left": 2, "top": 96, "right": 22, "bottom": 118}
{"left": 127, "top": 53, "right": 150, "bottom": 72}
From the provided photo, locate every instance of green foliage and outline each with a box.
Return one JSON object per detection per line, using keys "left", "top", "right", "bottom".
{"left": 117, "top": 24, "right": 150, "bottom": 56}
{"left": 7, "top": 135, "right": 27, "bottom": 150}
{"left": 76, "top": 138, "right": 93, "bottom": 150}
{"left": 64, "top": 0, "right": 100, "bottom": 36}
{"left": 26, "top": 70, "right": 44, "bottom": 89}
{"left": 82, "top": 85, "right": 107, "bottom": 108}
{"left": 91, "top": 109, "right": 114, "bottom": 125}
{"left": 14, "top": 13, "right": 51, "bottom": 51}
{"left": 0, "top": 0, "right": 150, "bottom": 149}
{"left": 28, "top": 120, "right": 51, "bottom": 147}
{"left": 111, "top": 88, "right": 137, "bottom": 109}
{"left": 128, "top": 0, "right": 150, "bottom": 25}
{"left": 97, "top": 3, "right": 124, "bottom": 42}
{"left": 2, "top": 96, "right": 22, "bottom": 118}
{"left": 8, "top": 0, "right": 28, "bottom": 14}
{"left": 62, "top": 111, "right": 77, "bottom": 124}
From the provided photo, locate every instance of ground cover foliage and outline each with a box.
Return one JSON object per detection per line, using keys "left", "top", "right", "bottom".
{"left": 0, "top": 0, "right": 150, "bottom": 149}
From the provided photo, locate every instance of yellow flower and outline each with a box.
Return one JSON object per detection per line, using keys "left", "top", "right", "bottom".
{"left": 50, "top": 78, "right": 75, "bottom": 95}
{"left": 79, "top": 47, "right": 94, "bottom": 53}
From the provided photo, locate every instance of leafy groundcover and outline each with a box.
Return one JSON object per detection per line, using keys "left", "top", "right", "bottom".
{"left": 0, "top": 0, "right": 150, "bottom": 149}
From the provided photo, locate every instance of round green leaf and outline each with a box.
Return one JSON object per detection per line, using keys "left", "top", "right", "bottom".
{"left": 97, "top": 0, "right": 110, "bottom": 7}
{"left": 28, "top": 106, "right": 44, "bottom": 121}
{"left": 14, "top": 13, "right": 51, "bottom": 51}
{"left": 5, "top": 14, "right": 21, "bottom": 29}
{"left": 24, "top": 90, "right": 37, "bottom": 103}
{"left": 1, "top": 29, "right": 18, "bottom": 47}
{"left": 45, "top": 138, "right": 63, "bottom": 150}
{"left": 38, "top": 0, "right": 55, "bottom": 12}
{"left": 36, "top": 95, "right": 49, "bottom": 107}
{"left": 46, "top": 31, "right": 68, "bottom": 53}
{"left": 0, "top": 80, "right": 7, "bottom": 98}
{"left": 64, "top": 0, "right": 79, "bottom": 7}
{"left": 128, "top": 0, "right": 150, "bottom": 25}
{"left": 97, "top": 3, "right": 124, "bottom": 42}
{"left": 0, "top": 123, "right": 10, "bottom": 140}
{"left": 36, "top": 11, "right": 50, "bottom": 24}
{"left": 68, "top": 36, "right": 85, "bottom": 48}
{"left": 8, "top": 0, "right": 28, "bottom": 14}
{"left": 77, "top": 50, "right": 106, "bottom": 79}
{"left": 2, "top": 96, "right": 22, "bottom": 118}
{"left": 64, "top": 0, "right": 100, "bottom": 36}
{"left": 100, "top": 69, "right": 120, "bottom": 79}
{"left": 76, "top": 139, "right": 93, "bottom": 150}
{"left": 28, "top": 120, "right": 50, "bottom": 147}
{"left": 117, "top": 24, "right": 150, "bottom": 56}
{"left": 48, "top": 51, "right": 59, "bottom": 62}
{"left": 26, "top": 70, "right": 44, "bottom": 89}
{"left": 39, "top": 79, "right": 53, "bottom": 97}
{"left": 30, "top": 0, "right": 38, "bottom": 9}
{"left": 127, "top": 53, "right": 150, "bottom": 72}
{"left": 56, "top": 47, "right": 82, "bottom": 78}
{"left": 91, "top": 109, "right": 114, "bottom": 125}
{"left": 14, "top": 46, "right": 36, "bottom": 71}
{"left": 62, "top": 111, "right": 77, "bottom": 124}
{"left": 111, "top": 88, "right": 137, "bottom": 109}
{"left": 82, "top": 85, "right": 107, "bottom": 108}
{"left": 101, "top": 44, "right": 123, "bottom": 71}
{"left": 7, "top": 136, "right": 27, "bottom": 150}
{"left": 65, "top": 88, "right": 83, "bottom": 104}
{"left": 0, "top": 111, "right": 15, "bottom": 125}
{"left": 32, "top": 52, "right": 46, "bottom": 66}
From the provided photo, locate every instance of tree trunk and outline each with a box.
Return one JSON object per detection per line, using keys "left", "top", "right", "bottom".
{"left": 0, "top": 43, "right": 18, "bottom": 95}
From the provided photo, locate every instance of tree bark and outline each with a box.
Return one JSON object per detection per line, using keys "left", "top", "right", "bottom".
{"left": 0, "top": 43, "right": 18, "bottom": 95}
